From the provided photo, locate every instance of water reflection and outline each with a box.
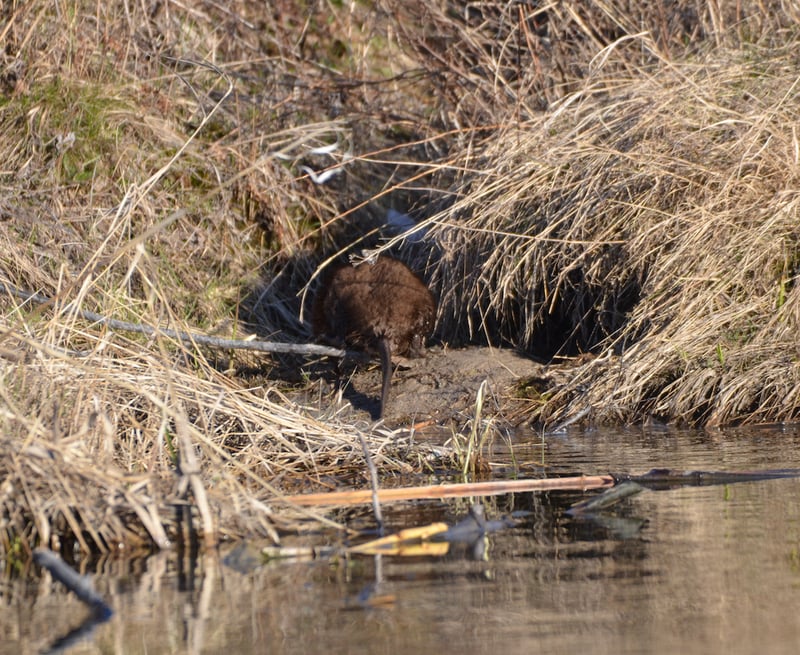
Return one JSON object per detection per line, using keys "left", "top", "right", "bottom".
{"left": 5, "top": 425, "right": 800, "bottom": 654}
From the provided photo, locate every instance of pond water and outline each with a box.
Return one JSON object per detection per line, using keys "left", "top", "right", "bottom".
{"left": 5, "top": 425, "right": 800, "bottom": 655}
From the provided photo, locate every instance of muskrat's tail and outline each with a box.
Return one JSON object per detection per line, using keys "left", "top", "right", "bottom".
{"left": 377, "top": 337, "right": 392, "bottom": 419}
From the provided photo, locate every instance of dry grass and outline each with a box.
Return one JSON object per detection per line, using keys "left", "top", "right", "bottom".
{"left": 1, "top": 327, "right": 431, "bottom": 552}
{"left": 2, "top": 0, "right": 800, "bottom": 554}
{"left": 0, "top": 0, "right": 446, "bottom": 554}
{"left": 420, "top": 16, "right": 800, "bottom": 427}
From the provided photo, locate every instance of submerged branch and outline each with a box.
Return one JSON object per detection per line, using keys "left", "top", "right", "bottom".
{"left": 33, "top": 548, "right": 112, "bottom": 617}
{"left": 613, "top": 467, "right": 800, "bottom": 488}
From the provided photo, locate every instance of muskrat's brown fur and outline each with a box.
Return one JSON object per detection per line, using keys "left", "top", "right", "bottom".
{"left": 312, "top": 256, "right": 436, "bottom": 418}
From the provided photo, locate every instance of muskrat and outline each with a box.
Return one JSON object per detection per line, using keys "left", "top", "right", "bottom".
{"left": 312, "top": 256, "right": 436, "bottom": 418}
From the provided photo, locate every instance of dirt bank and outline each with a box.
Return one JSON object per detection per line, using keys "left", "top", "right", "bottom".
{"left": 305, "top": 346, "right": 547, "bottom": 425}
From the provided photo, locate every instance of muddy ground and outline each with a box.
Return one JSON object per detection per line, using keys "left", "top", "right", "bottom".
{"left": 295, "top": 346, "right": 550, "bottom": 426}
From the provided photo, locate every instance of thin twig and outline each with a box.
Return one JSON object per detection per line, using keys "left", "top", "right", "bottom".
{"left": 175, "top": 408, "right": 218, "bottom": 549}
{"left": 358, "top": 434, "right": 384, "bottom": 535}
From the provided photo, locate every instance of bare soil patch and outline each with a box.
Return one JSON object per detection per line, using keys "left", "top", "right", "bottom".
{"left": 303, "top": 346, "right": 546, "bottom": 424}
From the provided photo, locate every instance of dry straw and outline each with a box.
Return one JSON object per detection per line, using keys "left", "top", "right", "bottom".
{"left": 2, "top": 1, "right": 800, "bottom": 554}
{"left": 424, "top": 33, "right": 800, "bottom": 427}
{"left": 383, "top": 1, "right": 800, "bottom": 427}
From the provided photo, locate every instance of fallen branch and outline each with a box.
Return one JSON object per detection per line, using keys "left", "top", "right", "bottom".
{"left": 0, "top": 280, "right": 345, "bottom": 358}
{"left": 281, "top": 474, "right": 615, "bottom": 506}
{"left": 281, "top": 466, "right": 800, "bottom": 508}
